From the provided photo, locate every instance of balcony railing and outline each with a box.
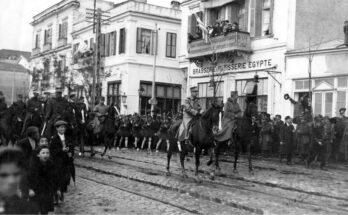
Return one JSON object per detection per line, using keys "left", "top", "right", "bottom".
{"left": 58, "top": 38, "right": 67, "bottom": 47}
{"left": 32, "top": 47, "right": 41, "bottom": 56}
{"left": 43, "top": 43, "right": 52, "bottom": 52}
{"left": 187, "top": 31, "right": 251, "bottom": 59}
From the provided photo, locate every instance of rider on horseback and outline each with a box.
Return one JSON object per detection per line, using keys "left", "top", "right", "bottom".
{"left": 176, "top": 86, "right": 202, "bottom": 149}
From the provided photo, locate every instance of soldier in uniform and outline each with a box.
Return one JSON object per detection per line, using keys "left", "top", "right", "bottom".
{"left": 10, "top": 94, "right": 26, "bottom": 140}
{"left": 215, "top": 91, "right": 241, "bottom": 144}
{"left": 44, "top": 88, "right": 71, "bottom": 138}
{"left": 176, "top": 86, "right": 201, "bottom": 150}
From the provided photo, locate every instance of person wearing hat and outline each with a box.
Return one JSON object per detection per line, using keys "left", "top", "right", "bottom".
{"left": 279, "top": 116, "right": 295, "bottom": 165}
{"left": 94, "top": 97, "right": 109, "bottom": 116}
{"left": 16, "top": 126, "right": 40, "bottom": 165}
{"left": 176, "top": 86, "right": 202, "bottom": 149}
{"left": 215, "top": 91, "right": 241, "bottom": 144}
{"left": 74, "top": 96, "right": 87, "bottom": 156}
{"left": 49, "top": 120, "right": 74, "bottom": 202}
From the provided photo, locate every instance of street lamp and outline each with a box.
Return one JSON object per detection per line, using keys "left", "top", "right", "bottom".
{"left": 138, "top": 86, "right": 145, "bottom": 114}
{"left": 121, "top": 92, "right": 127, "bottom": 104}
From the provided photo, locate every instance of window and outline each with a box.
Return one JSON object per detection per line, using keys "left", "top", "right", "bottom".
{"left": 44, "top": 28, "right": 52, "bottom": 45}
{"left": 107, "top": 82, "right": 121, "bottom": 110}
{"left": 295, "top": 80, "right": 309, "bottom": 90}
{"left": 166, "top": 32, "right": 176, "bottom": 58}
{"left": 59, "top": 21, "right": 68, "bottom": 39}
{"left": 35, "top": 33, "right": 41, "bottom": 48}
{"left": 136, "top": 28, "right": 155, "bottom": 54}
{"left": 337, "top": 91, "right": 347, "bottom": 114}
{"left": 338, "top": 77, "right": 348, "bottom": 88}
{"left": 89, "top": 38, "right": 94, "bottom": 50}
{"left": 250, "top": 0, "right": 273, "bottom": 37}
{"left": 139, "top": 82, "right": 181, "bottom": 115}
{"left": 261, "top": 0, "right": 271, "bottom": 36}
{"left": 198, "top": 82, "right": 224, "bottom": 110}
{"left": 119, "top": 28, "right": 126, "bottom": 54}
{"left": 238, "top": 2, "right": 246, "bottom": 31}
{"left": 236, "top": 79, "right": 268, "bottom": 113}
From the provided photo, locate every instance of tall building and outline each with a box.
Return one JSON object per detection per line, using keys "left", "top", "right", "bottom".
{"left": 180, "top": 0, "right": 348, "bottom": 117}
{"left": 30, "top": 0, "right": 114, "bottom": 94}
{"left": 72, "top": 0, "right": 183, "bottom": 114}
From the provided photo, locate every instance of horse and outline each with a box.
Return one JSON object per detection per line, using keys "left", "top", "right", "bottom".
{"left": 166, "top": 101, "right": 223, "bottom": 183}
{"left": 211, "top": 100, "right": 258, "bottom": 178}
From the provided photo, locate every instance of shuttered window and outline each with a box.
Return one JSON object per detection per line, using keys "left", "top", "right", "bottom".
{"left": 105, "top": 33, "right": 110, "bottom": 57}
{"left": 109, "top": 31, "right": 116, "bottom": 56}
{"left": 44, "top": 28, "right": 52, "bottom": 45}
{"left": 100, "top": 34, "right": 105, "bottom": 57}
{"left": 119, "top": 28, "right": 126, "bottom": 54}
{"left": 59, "top": 21, "right": 68, "bottom": 39}
{"left": 250, "top": 0, "right": 273, "bottom": 37}
{"left": 166, "top": 32, "right": 176, "bottom": 58}
{"left": 90, "top": 38, "right": 94, "bottom": 50}
{"left": 35, "top": 33, "right": 40, "bottom": 48}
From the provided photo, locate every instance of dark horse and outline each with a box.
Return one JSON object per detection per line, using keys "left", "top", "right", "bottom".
{"left": 166, "top": 101, "right": 223, "bottom": 183}
{"left": 211, "top": 99, "right": 258, "bottom": 179}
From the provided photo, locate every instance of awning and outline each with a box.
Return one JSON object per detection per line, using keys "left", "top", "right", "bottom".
{"left": 201, "top": 0, "right": 237, "bottom": 9}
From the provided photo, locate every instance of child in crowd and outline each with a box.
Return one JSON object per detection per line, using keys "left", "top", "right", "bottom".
{"left": 28, "top": 145, "right": 58, "bottom": 214}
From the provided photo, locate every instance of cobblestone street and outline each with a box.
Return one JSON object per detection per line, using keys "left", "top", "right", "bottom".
{"left": 55, "top": 147, "right": 348, "bottom": 215}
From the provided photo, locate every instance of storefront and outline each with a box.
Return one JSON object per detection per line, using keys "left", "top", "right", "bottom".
{"left": 188, "top": 49, "right": 285, "bottom": 115}
{"left": 285, "top": 41, "right": 348, "bottom": 117}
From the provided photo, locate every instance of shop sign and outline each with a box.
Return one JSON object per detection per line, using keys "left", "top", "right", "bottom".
{"left": 192, "top": 59, "right": 274, "bottom": 76}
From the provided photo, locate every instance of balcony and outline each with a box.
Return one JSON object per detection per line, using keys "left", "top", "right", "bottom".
{"left": 32, "top": 47, "right": 41, "bottom": 56}
{"left": 58, "top": 38, "right": 67, "bottom": 47}
{"left": 187, "top": 31, "right": 251, "bottom": 59}
{"left": 43, "top": 43, "right": 52, "bottom": 52}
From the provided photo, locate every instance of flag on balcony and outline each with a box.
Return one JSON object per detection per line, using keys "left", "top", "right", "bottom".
{"left": 193, "top": 12, "right": 209, "bottom": 43}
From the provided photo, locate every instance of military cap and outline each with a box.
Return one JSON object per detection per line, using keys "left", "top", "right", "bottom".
{"left": 339, "top": 108, "right": 346, "bottom": 113}
{"left": 54, "top": 120, "right": 67, "bottom": 127}
{"left": 69, "top": 94, "right": 76, "bottom": 99}
{"left": 285, "top": 116, "right": 291, "bottom": 120}
{"left": 17, "top": 94, "right": 23, "bottom": 98}
{"left": 26, "top": 126, "right": 39, "bottom": 135}
{"left": 190, "top": 86, "right": 198, "bottom": 92}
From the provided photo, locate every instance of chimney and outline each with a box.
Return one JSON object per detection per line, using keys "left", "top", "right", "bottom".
{"left": 344, "top": 21, "right": 348, "bottom": 46}
{"left": 171, "top": 1, "right": 180, "bottom": 9}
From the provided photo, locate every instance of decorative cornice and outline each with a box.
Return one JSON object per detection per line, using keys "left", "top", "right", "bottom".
{"left": 31, "top": 0, "right": 80, "bottom": 26}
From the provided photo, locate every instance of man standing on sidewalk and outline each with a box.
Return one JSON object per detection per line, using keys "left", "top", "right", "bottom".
{"left": 280, "top": 116, "right": 295, "bottom": 165}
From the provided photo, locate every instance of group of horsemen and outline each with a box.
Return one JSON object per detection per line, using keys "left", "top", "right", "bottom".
{"left": 0, "top": 85, "right": 348, "bottom": 170}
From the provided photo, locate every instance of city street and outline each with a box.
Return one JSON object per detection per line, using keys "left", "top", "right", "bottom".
{"left": 56, "top": 148, "right": 348, "bottom": 214}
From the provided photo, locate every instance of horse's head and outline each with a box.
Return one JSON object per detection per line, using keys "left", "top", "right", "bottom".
{"left": 202, "top": 99, "right": 224, "bottom": 126}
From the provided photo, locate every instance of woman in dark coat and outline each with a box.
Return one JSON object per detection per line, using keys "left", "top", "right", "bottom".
{"left": 49, "top": 120, "right": 74, "bottom": 202}
{"left": 28, "top": 145, "right": 58, "bottom": 214}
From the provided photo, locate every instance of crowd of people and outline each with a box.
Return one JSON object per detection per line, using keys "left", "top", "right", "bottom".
{"left": 0, "top": 87, "right": 348, "bottom": 213}
{"left": 188, "top": 19, "right": 240, "bottom": 43}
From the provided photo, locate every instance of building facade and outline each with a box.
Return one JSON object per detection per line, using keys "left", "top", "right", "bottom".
{"left": 180, "top": 0, "right": 348, "bottom": 117}
{"left": 285, "top": 40, "right": 348, "bottom": 118}
{"left": 72, "top": 0, "right": 184, "bottom": 114}
{"left": 30, "top": 0, "right": 114, "bottom": 95}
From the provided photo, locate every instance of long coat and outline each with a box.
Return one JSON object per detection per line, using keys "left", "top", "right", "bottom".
{"left": 28, "top": 157, "right": 57, "bottom": 213}
{"left": 176, "top": 97, "right": 201, "bottom": 141}
{"left": 279, "top": 123, "right": 295, "bottom": 155}
{"left": 296, "top": 122, "right": 311, "bottom": 155}
{"left": 215, "top": 98, "right": 241, "bottom": 142}
{"left": 49, "top": 134, "right": 74, "bottom": 193}
{"left": 260, "top": 120, "right": 273, "bottom": 151}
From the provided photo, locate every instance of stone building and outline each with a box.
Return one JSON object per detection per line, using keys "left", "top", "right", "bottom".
{"left": 180, "top": 0, "right": 348, "bottom": 117}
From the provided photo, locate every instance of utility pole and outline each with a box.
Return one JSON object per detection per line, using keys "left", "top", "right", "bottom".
{"left": 150, "top": 23, "right": 158, "bottom": 116}
{"left": 85, "top": 0, "right": 110, "bottom": 111}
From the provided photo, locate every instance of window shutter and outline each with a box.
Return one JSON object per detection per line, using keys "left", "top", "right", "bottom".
{"left": 90, "top": 38, "right": 94, "bottom": 50}
{"left": 172, "top": 33, "right": 176, "bottom": 57}
{"left": 114, "top": 31, "right": 117, "bottom": 55}
{"left": 191, "top": 14, "right": 197, "bottom": 35}
{"left": 255, "top": 0, "right": 262, "bottom": 37}
{"left": 269, "top": 0, "right": 274, "bottom": 35}
{"left": 100, "top": 34, "right": 105, "bottom": 57}
{"left": 58, "top": 24, "right": 61, "bottom": 39}
{"left": 119, "top": 28, "right": 126, "bottom": 54}
{"left": 244, "top": 0, "right": 249, "bottom": 32}
{"left": 187, "top": 15, "right": 193, "bottom": 35}
{"left": 136, "top": 28, "right": 142, "bottom": 53}
{"left": 105, "top": 33, "right": 110, "bottom": 57}
{"left": 249, "top": 0, "right": 256, "bottom": 37}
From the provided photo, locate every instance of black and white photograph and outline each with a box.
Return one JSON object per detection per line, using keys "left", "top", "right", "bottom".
{"left": 0, "top": 0, "right": 348, "bottom": 214}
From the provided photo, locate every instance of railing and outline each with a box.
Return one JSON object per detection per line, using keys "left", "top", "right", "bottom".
{"left": 58, "top": 38, "right": 67, "bottom": 47}
{"left": 187, "top": 31, "right": 251, "bottom": 59}
{"left": 32, "top": 47, "right": 41, "bottom": 56}
{"left": 43, "top": 43, "right": 52, "bottom": 52}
